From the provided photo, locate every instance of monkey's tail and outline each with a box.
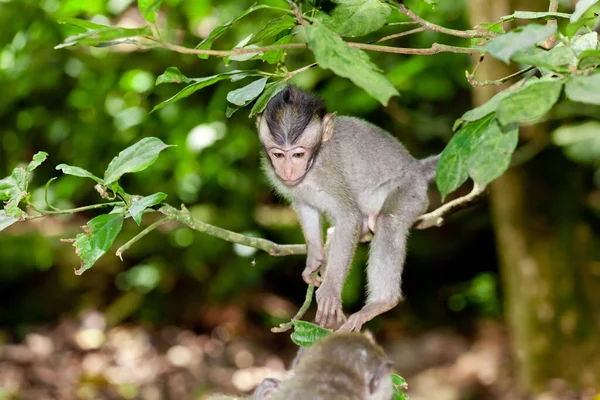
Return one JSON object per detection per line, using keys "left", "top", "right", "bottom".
{"left": 420, "top": 154, "right": 441, "bottom": 182}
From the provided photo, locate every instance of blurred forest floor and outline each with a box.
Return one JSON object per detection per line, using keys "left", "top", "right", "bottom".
{"left": 1, "top": 313, "right": 596, "bottom": 400}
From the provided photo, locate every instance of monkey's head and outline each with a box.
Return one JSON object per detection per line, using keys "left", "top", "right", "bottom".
{"left": 257, "top": 85, "right": 335, "bottom": 186}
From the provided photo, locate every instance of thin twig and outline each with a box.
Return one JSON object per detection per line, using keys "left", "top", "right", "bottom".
{"left": 348, "top": 42, "right": 479, "bottom": 55}
{"left": 116, "top": 217, "right": 172, "bottom": 260}
{"left": 543, "top": 0, "right": 559, "bottom": 49}
{"left": 26, "top": 201, "right": 124, "bottom": 217}
{"left": 286, "top": 0, "right": 308, "bottom": 27}
{"left": 271, "top": 283, "right": 315, "bottom": 333}
{"left": 467, "top": 65, "right": 535, "bottom": 87}
{"left": 373, "top": 26, "right": 426, "bottom": 43}
{"left": 396, "top": 1, "right": 496, "bottom": 39}
{"left": 285, "top": 63, "right": 317, "bottom": 80}
{"left": 413, "top": 184, "right": 486, "bottom": 229}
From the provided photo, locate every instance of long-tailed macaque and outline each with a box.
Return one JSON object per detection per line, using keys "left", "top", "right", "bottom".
{"left": 257, "top": 86, "right": 438, "bottom": 331}
{"left": 209, "top": 332, "right": 394, "bottom": 400}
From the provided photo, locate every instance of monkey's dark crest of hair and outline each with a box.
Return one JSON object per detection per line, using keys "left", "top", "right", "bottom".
{"left": 264, "top": 85, "right": 326, "bottom": 146}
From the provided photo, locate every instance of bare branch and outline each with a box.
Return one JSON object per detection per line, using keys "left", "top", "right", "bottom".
{"left": 348, "top": 42, "right": 480, "bottom": 55}
{"left": 467, "top": 58, "right": 535, "bottom": 87}
{"left": 412, "top": 184, "right": 486, "bottom": 229}
{"left": 286, "top": 0, "right": 308, "bottom": 27}
{"left": 373, "top": 26, "right": 426, "bottom": 43}
{"left": 285, "top": 63, "right": 317, "bottom": 80}
{"left": 116, "top": 217, "right": 172, "bottom": 260}
{"left": 543, "top": 0, "right": 559, "bottom": 49}
{"left": 396, "top": 1, "right": 497, "bottom": 39}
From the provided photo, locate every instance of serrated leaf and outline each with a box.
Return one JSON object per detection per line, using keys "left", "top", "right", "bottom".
{"left": 436, "top": 114, "right": 494, "bottom": 200}
{"left": 56, "top": 25, "right": 152, "bottom": 49}
{"left": 306, "top": 21, "right": 398, "bottom": 105}
{"left": 56, "top": 164, "right": 104, "bottom": 184}
{"left": 26, "top": 152, "right": 48, "bottom": 172}
{"left": 565, "top": 74, "right": 600, "bottom": 105}
{"left": 571, "top": 0, "right": 599, "bottom": 22}
{"left": 0, "top": 210, "right": 19, "bottom": 232}
{"left": 103, "top": 137, "right": 171, "bottom": 185}
{"left": 151, "top": 70, "right": 245, "bottom": 112}
{"left": 128, "top": 192, "right": 167, "bottom": 225}
{"left": 485, "top": 24, "right": 557, "bottom": 64}
{"left": 552, "top": 121, "right": 600, "bottom": 163}
{"left": 501, "top": 11, "right": 571, "bottom": 22}
{"left": 496, "top": 80, "right": 563, "bottom": 125}
{"left": 247, "top": 15, "right": 296, "bottom": 45}
{"left": 138, "top": 0, "right": 162, "bottom": 24}
{"left": 290, "top": 320, "right": 332, "bottom": 347}
{"left": 468, "top": 121, "right": 518, "bottom": 187}
{"left": 321, "top": 0, "right": 391, "bottom": 37}
{"left": 263, "top": 33, "right": 295, "bottom": 64}
{"left": 226, "top": 77, "right": 268, "bottom": 106}
{"left": 195, "top": 4, "right": 271, "bottom": 59}
{"left": 250, "top": 80, "right": 287, "bottom": 117}
{"left": 155, "top": 67, "right": 192, "bottom": 85}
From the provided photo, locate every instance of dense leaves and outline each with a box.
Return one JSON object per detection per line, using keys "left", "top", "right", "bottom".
{"left": 565, "top": 74, "right": 600, "bottom": 105}
{"left": 496, "top": 79, "right": 563, "bottom": 125}
{"left": 485, "top": 24, "right": 557, "bottom": 64}
{"left": 319, "top": 0, "right": 391, "bottom": 37}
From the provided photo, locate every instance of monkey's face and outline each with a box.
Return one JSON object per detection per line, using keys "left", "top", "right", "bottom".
{"left": 266, "top": 145, "right": 314, "bottom": 186}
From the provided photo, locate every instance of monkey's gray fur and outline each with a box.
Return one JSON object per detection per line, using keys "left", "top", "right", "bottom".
{"left": 258, "top": 85, "right": 439, "bottom": 332}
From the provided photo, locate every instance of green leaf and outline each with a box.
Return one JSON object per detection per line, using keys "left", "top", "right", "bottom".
{"left": 151, "top": 71, "right": 246, "bottom": 112}
{"left": 247, "top": 15, "right": 296, "bottom": 45}
{"left": 226, "top": 77, "right": 268, "bottom": 107}
{"left": 478, "top": 22, "right": 505, "bottom": 34}
{"left": 565, "top": 74, "right": 600, "bottom": 105}
{"left": 496, "top": 79, "right": 563, "bottom": 125}
{"left": 306, "top": 21, "right": 398, "bottom": 105}
{"left": 0, "top": 177, "right": 19, "bottom": 201}
{"left": 571, "top": 32, "right": 599, "bottom": 53}
{"left": 137, "top": 0, "right": 162, "bottom": 24}
{"left": 290, "top": 320, "right": 332, "bottom": 347}
{"left": 501, "top": 11, "right": 571, "bottom": 22}
{"left": 552, "top": 121, "right": 600, "bottom": 163}
{"left": 321, "top": 0, "right": 391, "bottom": 37}
{"left": 0, "top": 210, "right": 19, "bottom": 232}
{"left": 436, "top": 115, "right": 493, "bottom": 200}
{"left": 56, "top": 164, "right": 104, "bottom": 184}
{"left": 263, "top": 33, "right": 295, "bottom": 64}
{"left": 512, "top": 46, "right": 574, "bottom": 72}
{"left": 26, "top": 152, "right": 48, "bottom": 172}
{"left": 225, "top": 104, "right": 242, "bottom": 118}
{"left": 571, "top": 0, "right": 599, "bottom": 22}
{"left": 250, "top": 80, "right": 288, "bottom": 117}
{"left": 58, "top": 18, "right": 109, "bottom": 31}
{"left": 195, "top": 4, "right": 271, "bottom": 59}
{"left": 128, "top": 192, "right": 167, "bottom": 225}
{"left": 88, "top": 213, "right": 125, "bottom": 251}
{"left": 468, "top": 121, "right": 518, "bottom": 187}
{"left": 103, "top": 137, "right": 172, "bottom": 185}
{"left": 72, "top": 232, "right": 105, "bottom": 275}
{"left": 155, "top": 67, "right": 192, "bottom": 85}
{"left": 565, "top": 16, "right": 597, "bottom": 37}
{"left": 391, "top": 374, "right": 408, "bottom": 389}
{"left": 454, "top": 91, "right": 511, "bottom": 129}
{"left": 485, "top": 24, "right": 557, "bottom": 64}
{"left": 578, "top": 50, "right": 600, "bottom": 69}
{"left": 392, "top": 391, "right": 409, "bottom": 400}
{"left": 56, "top": 25, "right": 152, "bottom": 49}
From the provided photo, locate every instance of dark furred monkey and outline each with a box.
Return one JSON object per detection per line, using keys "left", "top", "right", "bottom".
{"left": 257, "top": 86, "right": 438, "bottom": 332}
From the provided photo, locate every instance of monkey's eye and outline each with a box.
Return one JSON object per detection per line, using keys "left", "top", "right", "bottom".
{"left": 272, "top": 152, "right": 284, "bottom": 159}
{"left": 292, "top": 152, "right": 305, "bottom": 159}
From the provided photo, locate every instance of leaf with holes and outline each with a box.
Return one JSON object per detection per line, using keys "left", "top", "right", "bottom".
{"left": 72, "top": 213, "right": 124, "bottom": 275}
{"left": 306, "top": 21, "right": 398, "bottom": 105}
{"left": 128, "top": 192, "right": 167, "bottom": 225}
{"left": 103, "top": 137, "right": 172, "bottom": 185}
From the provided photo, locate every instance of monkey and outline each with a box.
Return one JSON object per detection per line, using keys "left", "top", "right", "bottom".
{"left": 257, "top": 86, "right": 439, "bottom": 332}
{"left": 207, "top": 378, "right": 280, "bottom": 400}
{"left": 208, "top": 332, "right": 394, "bottom": 400}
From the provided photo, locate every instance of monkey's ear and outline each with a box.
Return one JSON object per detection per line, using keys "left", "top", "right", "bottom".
{"left": 322, "top": 112, "right": 336, "bottom": 142}
{"left": 256, "top": 114, "right": 262, "bottom": 128}
{"left": 368, "top": 360, "right": 393, "bottom": 394}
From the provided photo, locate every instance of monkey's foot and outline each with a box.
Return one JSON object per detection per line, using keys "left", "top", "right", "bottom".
{"left": 337, "top": 299, "right": 400, "bottom": 332}
{"left": 315, "top": 290, "right": 344, "bottom": 329}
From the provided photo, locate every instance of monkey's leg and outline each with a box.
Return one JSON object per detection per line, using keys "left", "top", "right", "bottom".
{"left": 316, "top": 212, "right": 362, "bottom": 329}
{"left": 253, "top": 377, "right": 280, "bottom": 399}
{"left": 296, "top": 203, "right": 325, "bottom": 286}
{"left": 338, "top": 188, "right": 426, "bottom": 332}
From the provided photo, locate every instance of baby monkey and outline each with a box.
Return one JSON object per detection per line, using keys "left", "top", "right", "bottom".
{"left": 258, "top": 86, "right": 438, "bottom": 332}
{"left": 209, "top": 332, "right": 394, "bottom": 400}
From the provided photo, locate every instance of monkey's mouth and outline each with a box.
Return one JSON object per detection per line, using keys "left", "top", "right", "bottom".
{"left": 282, "top": 176, "right": 304, "bottom": 186}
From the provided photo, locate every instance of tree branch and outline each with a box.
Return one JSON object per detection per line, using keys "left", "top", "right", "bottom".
{"left": 412, "top": 184, "right": 486, "bottom": 229}
{"left": 373, "top": 26, "right": 426, "bottom": 43}
{"left": 395, "top": 1, "right": 497, "bottom": 39}
{"left": 271, "top": 281, "right": 315, "bottom": 333}
{"left": 116, "top": 217, "right": 172, "bottom": 260}
{"left": 543, "top": 0, "right": 559, "bottom": 49}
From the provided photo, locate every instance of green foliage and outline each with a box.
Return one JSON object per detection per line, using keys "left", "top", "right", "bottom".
{"left": 392, "top": 373, "right": 409, "bottom": 400}
{"left": 484, "top": 24, "right": 557, "bottom": 64}
{"left": 129, "top": 192, "right": 168, "bottom": 225}
{"left": 319, "top": 0, "right": 391, "bottom": 37}
{"left": 565, "top": 73, "right": 600, "bottom": 105}
{"left": 552, "top": 121, "right": 600, "bottom": 163}
{"left": 571, "top": 0, "right": 600, "bottom": 23}
{"left": 103, "top": 137, "right": 172, "bottom": 185}
{"left": 290, "top": 320, "right": 332, "bottom": 347}
{"left": 138, "top": 0, "right": 163, "bottom": 24}
{"left": 306, "top": 21, "right": 398, "bottom": 105}
{"left": 496, "top": 79, "right": 563, "bottom": 125}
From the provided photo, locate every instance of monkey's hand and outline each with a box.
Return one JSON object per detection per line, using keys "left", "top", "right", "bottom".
{"left": 302, "top": 250, "right": 326, "bottom": 286}
{"left": 336, "top": 313, "right": 365, "bottom": 333}
{"left": 315, "top": 285, "right": 344, "bottom": 329}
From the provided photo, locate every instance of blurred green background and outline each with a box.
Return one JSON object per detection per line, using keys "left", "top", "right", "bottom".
{"left": 0, "top": 0, "right": 599, "bottom": 399}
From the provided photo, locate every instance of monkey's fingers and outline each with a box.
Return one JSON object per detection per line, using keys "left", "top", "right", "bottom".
{"left": 302, "top": 266, "right": 322, "bottom": 286}
{"left": 316, "top": 297, "right": 343, "bottom": 329}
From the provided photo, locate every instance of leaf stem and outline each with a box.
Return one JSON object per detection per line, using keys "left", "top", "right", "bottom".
{"left": 467, "top": 65, "right": 535, "bottom": 87}
{"left": 285, "top": 62, "right": 317, "bottom": 80}
{"left": 374, "top": 26, "right": 426, "bottom": 43}
{"left": 116, "top": 217, "right": 172, "bottom": 260}
{"left": 27, "top": 201, "right": 124, "bottom": 217}
{"left": 271, "top": 283, "right": 315, "bottom": 333}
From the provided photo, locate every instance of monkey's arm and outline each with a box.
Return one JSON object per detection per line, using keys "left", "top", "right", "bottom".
{"left": 316, "top": 211, "right": 362, "bottom": 329}
{"left": 295, "top": 203, "right": 325, "bottom": 286}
